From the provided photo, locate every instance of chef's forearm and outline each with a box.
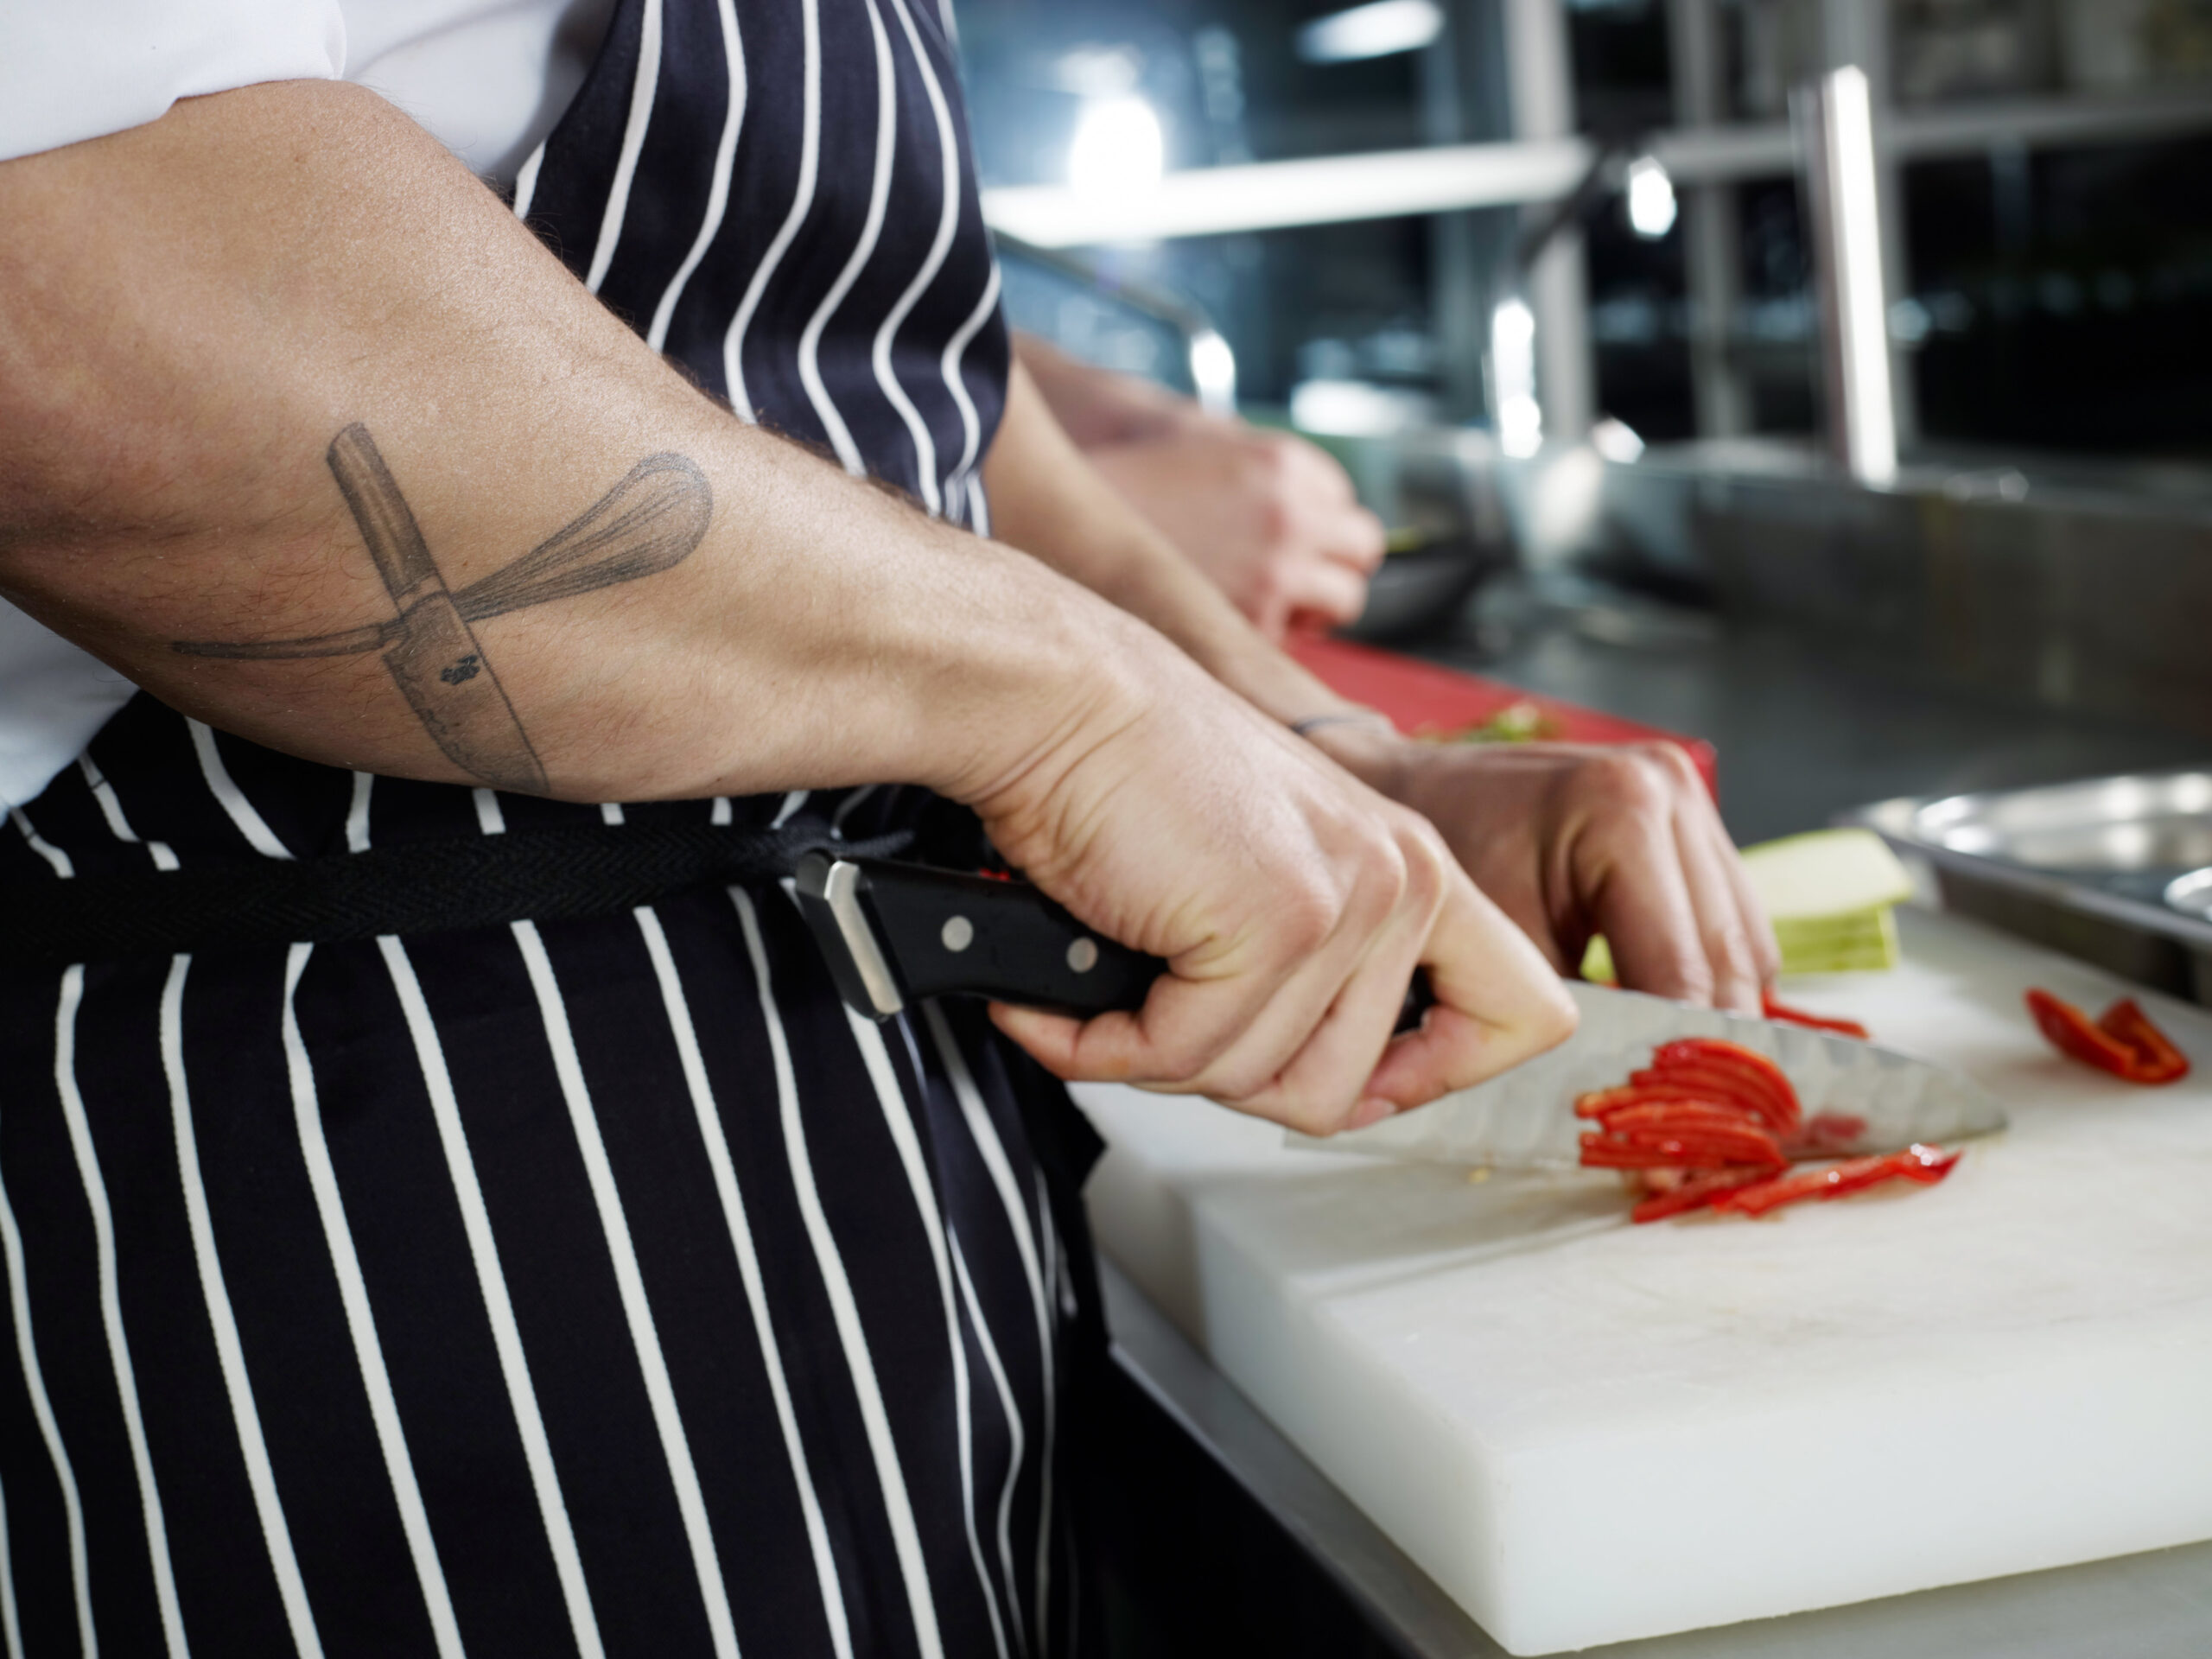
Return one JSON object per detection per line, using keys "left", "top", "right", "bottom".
{"left": 982, "top": 364, "right": 1384, "bottom": 740}
{"left": 1009, "top": 334, "right": 1192, "bottom": 448}
{"left": 0, "top": 79, "right": 1131, "bottom": 807}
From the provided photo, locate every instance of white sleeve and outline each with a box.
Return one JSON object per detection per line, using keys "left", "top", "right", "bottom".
{"left": 0, "top": 0, "right": 347, "bottom": 163}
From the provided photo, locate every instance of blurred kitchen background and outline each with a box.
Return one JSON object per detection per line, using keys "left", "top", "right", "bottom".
{"left": 951, "top": 0, "right": 2212, "bottom": 848}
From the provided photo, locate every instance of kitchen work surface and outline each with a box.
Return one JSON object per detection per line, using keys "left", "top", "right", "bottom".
{"left": 1075, "top": 905, "right": 2212, "bottom": 1655}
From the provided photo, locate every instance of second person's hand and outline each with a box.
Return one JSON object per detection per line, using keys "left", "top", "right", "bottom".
{"left": 1085, "top": 416, "right": 1387, "bottom": 640}
{"left": 1310, "top": 728, "right": 1780, "bottom": 1014}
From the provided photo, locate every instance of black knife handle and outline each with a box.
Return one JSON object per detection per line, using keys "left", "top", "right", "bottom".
{"left": 860, "top": 861, "right": 1160, "bottom": 1015}
{"left": 804, "top": 855, "right": 1433, "bottom": 1032}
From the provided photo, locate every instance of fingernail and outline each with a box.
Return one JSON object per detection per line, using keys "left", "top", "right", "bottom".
{"left": 1350, "top": 1095, "right": 1395, "bottom": 1130}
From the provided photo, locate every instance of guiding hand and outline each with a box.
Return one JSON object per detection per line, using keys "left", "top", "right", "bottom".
{"left": 1085, "top": 417, "right": 1386, "bottom": 640}
{"left": 1319, "top": 733, "right": 1780, "bottom": 1014}
{"left": 962, "top": 631, "right": 1576, "bottom": 1135}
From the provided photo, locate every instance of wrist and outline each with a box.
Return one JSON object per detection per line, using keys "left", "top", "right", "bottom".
{"left": 921, "top": 563, "right": 1160, "bottom": 812}
{"left": 1302, "top": 715, "right": 1417, "bottom": 798}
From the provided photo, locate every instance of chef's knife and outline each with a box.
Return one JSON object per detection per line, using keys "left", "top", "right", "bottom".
{"left": 794, "top": 854, "right": 1432, "bottom": 1027}
{"left": 1298, "top": 977, "right": 2008, "bottom": 1168}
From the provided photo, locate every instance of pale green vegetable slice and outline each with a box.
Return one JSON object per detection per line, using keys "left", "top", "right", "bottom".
{"left": 1739, "top": 829, "right": 1913, "bottom": 921}
{"left": 1772, "top": 906, "right": 1898, "bottom": 973}
{"left": 1576, "top": 829, "right": 1914, "bottom": 985}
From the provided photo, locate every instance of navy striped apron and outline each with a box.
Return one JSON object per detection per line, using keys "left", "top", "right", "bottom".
{"left": 0, "top": 2, "right": 1098, "bottom": 1655}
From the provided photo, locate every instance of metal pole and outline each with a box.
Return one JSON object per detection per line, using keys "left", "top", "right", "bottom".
{"left": 1502, "top": 0, "right": 1592, "bottom": 445}
{"left": 1821, "top": 0, "right": 1916, "bottom": 451}
{"left": 1669, "top": 0, "right": 1751, "bottom": 439}
{"left": 1796, "top": 65, "right": 1898, "bottom": 484}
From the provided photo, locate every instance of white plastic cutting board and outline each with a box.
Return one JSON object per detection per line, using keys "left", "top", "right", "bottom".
{"left": 1076, "top": 906, "right": 2212, "bottom": 1655}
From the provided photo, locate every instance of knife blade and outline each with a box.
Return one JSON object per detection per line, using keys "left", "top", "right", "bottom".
{"left": 1296, "top": 978, "right": 2007, "bottom": 1168}
{"left": 794, "top": 854, "right": 1433, "bottom": 1029}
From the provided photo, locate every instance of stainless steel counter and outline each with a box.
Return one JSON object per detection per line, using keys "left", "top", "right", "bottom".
{"left": 1104, "top": 1258, "right": 2212, "bottom": 1657}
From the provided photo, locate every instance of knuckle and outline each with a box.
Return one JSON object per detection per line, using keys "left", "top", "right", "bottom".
{"left": 1253, "top": 493, "right": 1295, "bottom": 550}
{"left": 1146, "top": 1033, "right": 1217, "bottom": 1089}
{"left": 1276, "top": 883, "right": 1341, "bottom": 954}
{"left": 1396, "top": 825, "right": 1452, "bottom": 912}
{"left": 1281, "top": 1089, "right": 1362, "bottom": 1139}
{"left": 1707, "top": 922, "right": 1759, "bottom": 982}
{"left": 1641, "top": 741, "right": 1700, "bottom": 791}
{"left": 1247, "top": 560, "right": 1289, "bottom": 607}
{"left": 1592, "top": 750, "right": 1669, "bottom": 817}
{"left": 1672, "top": 954, "right": 1718, "bottom": 1006}
{"left": 1209, "top": 1054, "right": 1283, "bottom": 1105}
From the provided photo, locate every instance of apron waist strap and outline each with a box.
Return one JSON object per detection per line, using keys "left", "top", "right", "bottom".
{"left": 10, "top": 818, "right": 909, "bottom": 965}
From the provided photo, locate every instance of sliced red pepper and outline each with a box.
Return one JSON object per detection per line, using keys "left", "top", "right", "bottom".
{"left": 1580, "top": 1130, "right": 1787, "bottom": 1171}
{"left": 1588, "top": 1102, "right": 1776, "bottom": 1137}
{"left": 1600, "top": 1132, "right": 1786, "bottom": 1166}
{"left": 1625, "top": 1064, "right": 1779, "bottom": 1127}
{"left": 1713, "top": 1144, "right": 1961, "bottom": 1217}
{"left": 1644, "top": 1039, "right": 1801, "bottom": 1132}
{"left": 1760, "top": 990, "right": 1872, "bottom": 1041}
{"left": 2025, "top": 988, "right": 2190, "bottom": 1084}
{"left": 1630, "top": 1168, "right": 1771, "bottom": 1224}
{"left": 1576, "top": 1088, "right": 1768, "bottom": 1128}
{"left": 1573, "top": 1084, "right": 1752, "bottom": 1120}
{"left": 2096, "top": 998, "right": 2190, "bottom": 1084}
{"left": 1590, "top": 1129, "right": 1787, "bottom": 1167}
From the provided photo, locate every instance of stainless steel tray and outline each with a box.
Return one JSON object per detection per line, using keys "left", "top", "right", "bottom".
{"left": 1846, "top": 768, "right": 2212, "bottom": 1005}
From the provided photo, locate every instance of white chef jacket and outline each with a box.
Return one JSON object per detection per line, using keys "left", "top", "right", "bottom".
{"left": 0, "top": 0, "right": 612, "bottom": 811}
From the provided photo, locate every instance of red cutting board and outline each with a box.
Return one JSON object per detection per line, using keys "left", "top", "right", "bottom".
{"left": 1289, "top": 634, "right": 1718, "bottom": 797}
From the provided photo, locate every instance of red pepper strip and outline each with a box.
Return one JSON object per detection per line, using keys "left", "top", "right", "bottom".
{"left": 2096, "top": 998, "right": 2191, "bottom": 1084}
{"left": 1647, "top": 1039, "right": 1800, "bottom": 1129}
{"left": 2024, "top": 988, "right": 2188, "bottom": 1084}
{"left": 1590, "top": 1102, "right": 1781, "bottom": 1139}
{"left": 1713, "top": 1144, "right": 1961, "bottom": 1217}
{"left": 1626, "top": 1065, "right": 1779, "bottom": 1128}
{"left": 1597, "top": 1130, "right": 1785, "bottom": 1165}
{"left": 1583, "top": 1140, "right": 1728, "bottom": 1171}
{"left": 1578, "top": 1090, "right": 1764, "bottom": 1125}
{"left": 1573, "top": 1084, "right": 1756, "bottom": 1120}
{"left": 1631, "top": 1168, "right": 1771, "bottom": 1224}
{"left": 1760, "top": 990, "right": 1871, "bottom": 1041}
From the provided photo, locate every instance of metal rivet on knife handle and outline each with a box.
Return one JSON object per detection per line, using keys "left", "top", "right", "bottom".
{"left": 1067, "top": 938, "right": 1099, "bottom": 974}
{"left": 941, "top": 916, "right": 974, "bottom": 953}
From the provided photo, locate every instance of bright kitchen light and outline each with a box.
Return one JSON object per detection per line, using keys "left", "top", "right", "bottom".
{"left": 1288, "top": 378, "right": 1431, "bottom": 437}
{"left": 1591, "top": 416, "right": 1645, "bottom": 463}
{"left": 1295, "top": 0, "right": 1444, "bottom": 64}
{"left": 1491, "top": 298, "right": 1541, "bottom": 459}
{"left": 1187, "top": 329, "right": 1238, "bottom": 415}
{"left": 1068, "top": 96, "right": 1165, "bottom": 198}
{"left": 1624, "top": 155, "right": 1676, "bottom": 238}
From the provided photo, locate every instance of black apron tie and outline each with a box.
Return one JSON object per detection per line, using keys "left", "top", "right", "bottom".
{"left": 8, "top": 817, "right": 912, "bottom": 964}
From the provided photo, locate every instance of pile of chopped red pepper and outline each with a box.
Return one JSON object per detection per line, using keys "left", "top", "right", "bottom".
{"left": 2024, "top": 988, "right": 2190, "bottom": 1084}
{"left": 1577, "top": 1035, "right": 1961, "bottom": 1224}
